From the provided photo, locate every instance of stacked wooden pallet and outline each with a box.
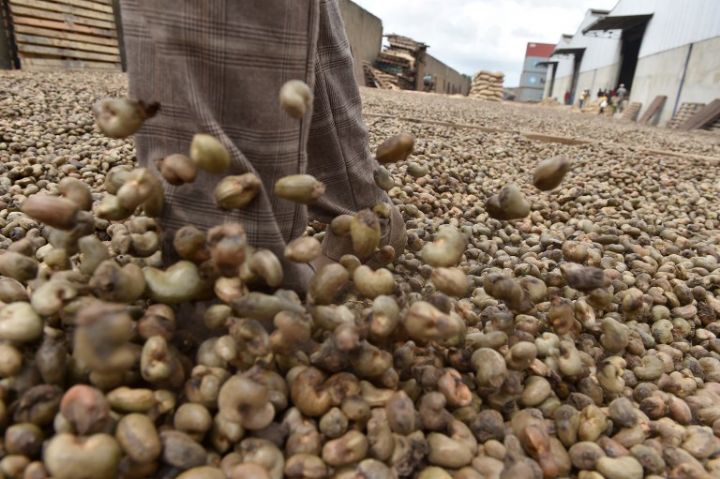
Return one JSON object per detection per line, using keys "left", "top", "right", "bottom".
{"left": 707, "top": 117, "right": 720, "bottom": 133}
{"left": 678, "top": 99, "right": 720, "bottom": 131}
{"left": 372, "top": 34, "right": 427, "bottom": 91}
{"left": 621, "top": 102, "right": 642, "bottom": 122}
{"left": 7, "top": 0, "right": 121, "bottom": 71}
{"left": 667, "top": 102, "right": 706, "bottom": 129}
{"left": 638, "top": 95, "right": 667, "bottom": 126}
{"left": 469, "top": 71, "right": 504, "bottom": 102}
{"left": 376, "top": 51, "right": 411, "bottom": 70}
{"left": 362, "top": 62, "right": 401, "bottom": 91}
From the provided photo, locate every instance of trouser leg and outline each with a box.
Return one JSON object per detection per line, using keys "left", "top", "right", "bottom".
{"left": 305, "top": 0, "right": 404, "bottom": 264}
{"left": 120, "top": 0, "right": 321, "bottom": 292}
{"left": 305, "top": 0, "right": 389, "bottom": 223}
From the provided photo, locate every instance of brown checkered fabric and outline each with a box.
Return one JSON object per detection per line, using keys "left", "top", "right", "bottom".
{"left": 120, "top": 0, "right": 387, "bottom": 291}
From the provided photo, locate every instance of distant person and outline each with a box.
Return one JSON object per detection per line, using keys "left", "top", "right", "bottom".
{"left": 597, "top": 88, "right": 604, "bottom": 99}
{"left": 599, "top": 91, "right": 608, "bottom": 114}
{"left": 564, "top": 90, "right": 571, "bottom": 105}
{"left": 423, "top": 74, "right": 435, "bottom": 92}
{"left": 616, "top": 83, "right": 628, "bottom": 113}
{"left": 617, "top": 83, "right": 627, "bottom": 99}
{"left": 579, "top": 89, "right": 589, "bottom": 109}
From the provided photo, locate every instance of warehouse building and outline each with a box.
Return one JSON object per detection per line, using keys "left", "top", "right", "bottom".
{"left": 337, "top": 2, "right": 470, "bottom": 95}
{"left": 541, "top": 34, "right": 573, "bottom": 103}
{"left": 544, "top": 9, "right": 620, "bottom": 106}
{"left": 517, "top": 42, "right": 555, "bottom": 102}
{"left": 545, "top": 0, "right": 720, "bottom": 126}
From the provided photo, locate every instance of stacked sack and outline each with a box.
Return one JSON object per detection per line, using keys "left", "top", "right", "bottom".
{"left": 469, "top": 70, "right": 504, "bottom": 101}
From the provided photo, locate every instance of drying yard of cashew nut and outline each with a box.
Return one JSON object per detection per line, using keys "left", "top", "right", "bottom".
{"left": 2, "top": 71, "right": 720, "bottom": 479}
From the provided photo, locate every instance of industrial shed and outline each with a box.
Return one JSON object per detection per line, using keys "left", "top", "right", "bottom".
{"left": 541, "top": 34, "right": 573, "bottom": 103}
{"left": 544, "top": 9, "right": 620, "bottom": 106}
{"left": 545, "top": 0, "right": 720, "bottom": 127}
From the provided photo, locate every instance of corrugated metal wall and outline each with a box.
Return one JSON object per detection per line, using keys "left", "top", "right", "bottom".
{"left": 563, "top": 10, "right": 622, "bottom": 72}
{"left": 545, "top": 10, "right": 621, "bottom": 102}
{"left": 591, "top": 0, "right": 720, "bottom": 60}
{"left": 639, "top": 0, "right": 719, "bottom": 58}
{"left": 518, "top": 55, "right": 549, "bottom": 102}
{"left": 545, "top": 0, "right": 720, "bottom": 126}
{"left": 544, "top": 35, "right": 572, "bottom": 100}
{"left": 551, "top": 36, "right": 574, "bottom": 79}
{"left": 5, "top": 0, "right": 121, "bottom": 71}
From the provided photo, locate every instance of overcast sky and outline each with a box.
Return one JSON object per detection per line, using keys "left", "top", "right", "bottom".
{"left": 353, "top": 0, "right": 618, "bottom": 86}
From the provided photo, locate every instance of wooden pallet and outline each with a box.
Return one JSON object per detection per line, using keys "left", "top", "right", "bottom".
{"left": 362, "top": 62, "right": 400, "bottom": 90}
{"left": 707, "top": 117, "right": 720, "bottom": 132}
{"left": 667, "top": 102, "right": 706, "bottom": 129}
{"left": 638, "top": 95, "right": 667, "bottom": 125}
{"left": 621, "top": 102, "right": 642, "bottom": 122}
{"left": 678, "top": 99, "right": 720, "bottom": 131}
{"left": 8, "top": 0, "right": 121, "bottom": 71}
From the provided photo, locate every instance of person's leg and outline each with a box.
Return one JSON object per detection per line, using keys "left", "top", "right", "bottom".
{"left": 305, "top": 0, "right": 386, "bottom": 221}
{"left": 120, "top": 0, "right": 320, "bottom": 291}
{"left": 305, "top": 0, "right": 405, "bottom": 261}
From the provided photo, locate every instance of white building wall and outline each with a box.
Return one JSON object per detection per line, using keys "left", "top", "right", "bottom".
{"left": 563, "top": 10, "right": 622, "bottom": 72}
{"left": 629, "top": 45, "right": 689, "bottom": 125}
{"left": 545, "top": 35, "right": 576, "bottom": 100}
{"left": 609, "top": 0, "right": 720, "bottom": 57}
{"left": 592, "top": 64, "right": 621, "bottom": 92}
{"left": 543, "top": 71, "right": 555, "bottom": 98}
{"left": 548, "top": 0, "right": 720, "bottom": 125}
{"left": 545, "top": 10, "right": 622, "bottom": 102}
{"left": 630, "top": 35, "right": 720, "bottom": 125}
{"left": 579, "top": 36, "right": 621, "bottom": 72}
{"left": 679, "top": 36, "right": 720, "bottom": 106}
{"left": 576, "top": 63, "right": 622, "bottom": 99}
{"left": 605, "top": 0, "right": 720, "bottom": 125}
{"left": 551, "top": 75, "right": 573, "bottom": 102}
{"left": 575, "top": 71, "right": 596, "bottom": 100}
{"left": 554, "top": 55, "right": 573, "bottom": 78}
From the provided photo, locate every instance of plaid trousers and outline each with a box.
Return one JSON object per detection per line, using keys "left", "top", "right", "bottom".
{"left": 120, "top": 0, "right": 387, "bottom": 290}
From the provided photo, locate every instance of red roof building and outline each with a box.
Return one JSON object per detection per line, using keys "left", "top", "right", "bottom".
{"left": 518, "top": 42, "right": 556, "bottom": 102}
{"left": 525, "top": 42, "right": 556, "bottom": 59}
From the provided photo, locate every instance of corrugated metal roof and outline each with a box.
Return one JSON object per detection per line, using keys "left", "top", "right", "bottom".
{"left": 553, "top": 47, "right": 586, "bottom": 55}
{"left": 583, "top": 14, "right": 653, "bottom": 33}
{"left": 595, "top": 0, "right": 720, "bottom": 58}
{"left": 554, "top": 9, "right": 621, "bottom": 72}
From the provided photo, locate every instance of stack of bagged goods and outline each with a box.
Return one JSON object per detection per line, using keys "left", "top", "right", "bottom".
{"left": 469, "top": 70, "right": 504, "bottom": 101}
